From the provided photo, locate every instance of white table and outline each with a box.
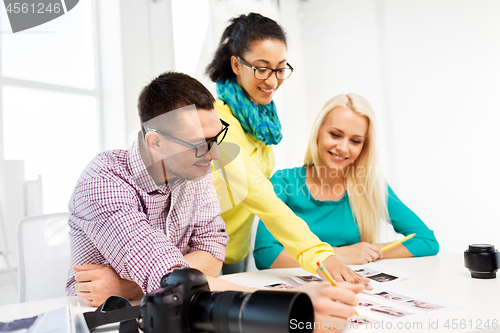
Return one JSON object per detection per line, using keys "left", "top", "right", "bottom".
{"left": 0, "top": 296, "right": 87, "bottom": 321}
{"left": 1, "top": 252, "right": 499, "bottom": 332}
{"left": 220, "top": 252, "right": 500, "bottom": 333}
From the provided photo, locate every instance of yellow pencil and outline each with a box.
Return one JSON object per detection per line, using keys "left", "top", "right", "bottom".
{"left": 316, "top": 262, "right": 358, "bottom": 315}
{"left": 316, "top": 261, "right": 339, "bottom": 286}
{"left": 381, "top": 233, "right": 416, "bottom": 252}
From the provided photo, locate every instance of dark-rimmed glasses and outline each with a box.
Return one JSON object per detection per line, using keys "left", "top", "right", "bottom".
{"left": 237, "top": 56, "right": 294, "bottom": 80}
{"left": 148, "top": 119, "right": 229, "bottom": 158}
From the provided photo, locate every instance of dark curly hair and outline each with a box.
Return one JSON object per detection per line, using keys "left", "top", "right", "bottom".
{"left": 206, "top": 13, "right": 287, "bottom": 83}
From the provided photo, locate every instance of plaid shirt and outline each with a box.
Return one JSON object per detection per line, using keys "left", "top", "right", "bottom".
{"left": 66, "top": 136, "right": 228, "bottom": 294}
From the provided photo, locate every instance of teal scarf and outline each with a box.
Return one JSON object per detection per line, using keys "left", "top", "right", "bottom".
{"left": 216, "top": 78, "right": 282, "bottom": 145}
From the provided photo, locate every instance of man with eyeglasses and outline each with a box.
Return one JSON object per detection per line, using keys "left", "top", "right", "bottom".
{"left": 66, "top": 72, "right": 230, "bottom": 304}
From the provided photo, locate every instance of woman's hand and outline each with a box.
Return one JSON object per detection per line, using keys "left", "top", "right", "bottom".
{"left": 73, "top": 264, "right": 144, "bottom": 307}
{"left": 293, "top": 282, "right": 364, "bottom": 332}
{"left": 320, "top": 255, "right": 372, "bottom": 290}
{"left": 333, "top": 242, "right": 383, "bottom": 265}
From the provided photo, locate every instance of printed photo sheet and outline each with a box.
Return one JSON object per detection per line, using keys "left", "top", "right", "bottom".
{"left": 284, "top": 263, "right": 408, "bottom": 287}
{"left": 348, "top": 263, "right": 410, "bottom": 284}
{"left": 351, "top": 286, "right": 461, "bottom": 325}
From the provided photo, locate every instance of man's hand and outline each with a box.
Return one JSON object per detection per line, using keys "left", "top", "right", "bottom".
{"left": 333, "top": 242, "right": 383, "bottom": 265}
{"left": 319, "top": 255, "right": 372, "bottom": 290}
{"left": 293, "top": 282, "right": 364, "bottom": 333}
{"left": 73, "top": 264, "right": 144, "bottom": 307}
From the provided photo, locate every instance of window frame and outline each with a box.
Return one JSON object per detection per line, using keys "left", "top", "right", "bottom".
{"left": 0, "top": 0, "right": 103, "bottom": 157}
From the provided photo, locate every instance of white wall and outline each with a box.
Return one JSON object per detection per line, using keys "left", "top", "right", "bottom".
{"left": 279, "top": 0, "right": 500, "bottom": 253}
{"left": 105, "top": 0, "right": 500, "bottom": 254}
{"left": 107, "top": 0, "right": 176, "bottom": 148}
{"left": 382, "top": 0, "right": 500, "bottom": 252}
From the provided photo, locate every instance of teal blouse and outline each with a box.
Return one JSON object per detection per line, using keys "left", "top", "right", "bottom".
{"left": 253, "top": 166, "right": 439, "bottom": 269}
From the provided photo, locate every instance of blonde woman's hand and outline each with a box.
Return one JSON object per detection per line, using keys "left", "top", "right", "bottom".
{"left": 333, "top": 242, "right": 383, "bottom": 265}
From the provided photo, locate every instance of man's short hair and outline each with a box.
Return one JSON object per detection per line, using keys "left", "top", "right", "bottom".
{"left": 138, "top": 71, "right": 216, "bottom": 127}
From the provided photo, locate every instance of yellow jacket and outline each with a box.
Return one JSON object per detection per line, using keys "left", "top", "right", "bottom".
{"left": 212, "top": 100, "right": 334, "bottom": 273}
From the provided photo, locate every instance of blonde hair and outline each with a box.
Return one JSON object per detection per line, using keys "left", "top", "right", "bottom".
{"left": 304, "top": 94, "right": 388, "bottom": 243}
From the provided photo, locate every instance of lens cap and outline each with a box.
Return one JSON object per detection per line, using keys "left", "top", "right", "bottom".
{"left": 464, "top": 244, "right": 500, "bottom": 279}
{"left": 468, "top": 244, "right": 495, "bottom": 253}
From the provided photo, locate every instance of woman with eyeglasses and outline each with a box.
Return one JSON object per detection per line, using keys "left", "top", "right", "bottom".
{"left": 207, "top": 13, "right": 368, "bottom": 285}
{"left": 253, "top": 94, "right": 439, "bottom": 269}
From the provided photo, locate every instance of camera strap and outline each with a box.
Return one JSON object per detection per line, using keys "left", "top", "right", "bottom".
{"left": 83, "top": 296, "right": 140, "bottom": 333}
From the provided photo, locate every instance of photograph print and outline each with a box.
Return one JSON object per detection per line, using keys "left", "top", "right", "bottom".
{"left": 401, "top": 299, "right": 446, "bottom": 311}
{"left": 372, "top": 291, "right": 412, "bottom": 302}
{"left": 368, "top": 272, "right": 398, "bottom": 283}
{"left": 370, "top": 306, "right": 413, "bottom": 318}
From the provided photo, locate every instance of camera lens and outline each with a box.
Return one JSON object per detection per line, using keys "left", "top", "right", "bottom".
{"left": 464, "top": 244, "right": 500, "bottom": 279}
{"left": 145, "top": 268, "right": 315, "bottom": 333}
{"left": 191, "top": 290, "right": 314, "bottom": 333}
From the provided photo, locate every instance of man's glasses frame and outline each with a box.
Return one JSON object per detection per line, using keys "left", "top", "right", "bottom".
{"left": 147, "top": 119, "right": 230, "bottom": 158}
{"left": 237, "top": 56, "right": 294, "bottom": 80}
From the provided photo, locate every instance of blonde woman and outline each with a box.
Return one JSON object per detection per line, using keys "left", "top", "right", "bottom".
{"left": 254, "top": 94, "right": 439, "bottom": 268}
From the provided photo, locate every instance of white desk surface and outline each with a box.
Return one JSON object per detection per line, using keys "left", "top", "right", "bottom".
{"left": 0, "top": 295, "right": 92, "bottom": 323}
{"left": 1, "top": 252, "right": 499, "bottom": 333}
{"left": 220, "top": 252, "right": 500, "bottom": 333}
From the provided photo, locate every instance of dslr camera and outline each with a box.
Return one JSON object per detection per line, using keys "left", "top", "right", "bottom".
{"left": 138, "top": 267, "right": 314, "bottom": 333}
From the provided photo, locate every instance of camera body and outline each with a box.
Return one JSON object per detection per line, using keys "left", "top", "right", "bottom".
{"left": 138, "top": 267, "right": 314, "bottom": 333}
{"left": 139, "top": 267, "right": 209, "bottom": 333}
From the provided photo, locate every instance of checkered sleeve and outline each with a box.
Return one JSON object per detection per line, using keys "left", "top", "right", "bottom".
{"left": 187, "top": 174, "right": 228, "bottom": 261}
{"left": 71, "top": 176, "right": 189, "bottom": 292}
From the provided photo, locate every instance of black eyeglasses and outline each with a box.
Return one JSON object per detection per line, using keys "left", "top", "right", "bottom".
{"left": 148, "top": 119, "right": 229, "bottom": 158}
{"left": 237, "top": 56, "right": 294, "bottom": 80}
